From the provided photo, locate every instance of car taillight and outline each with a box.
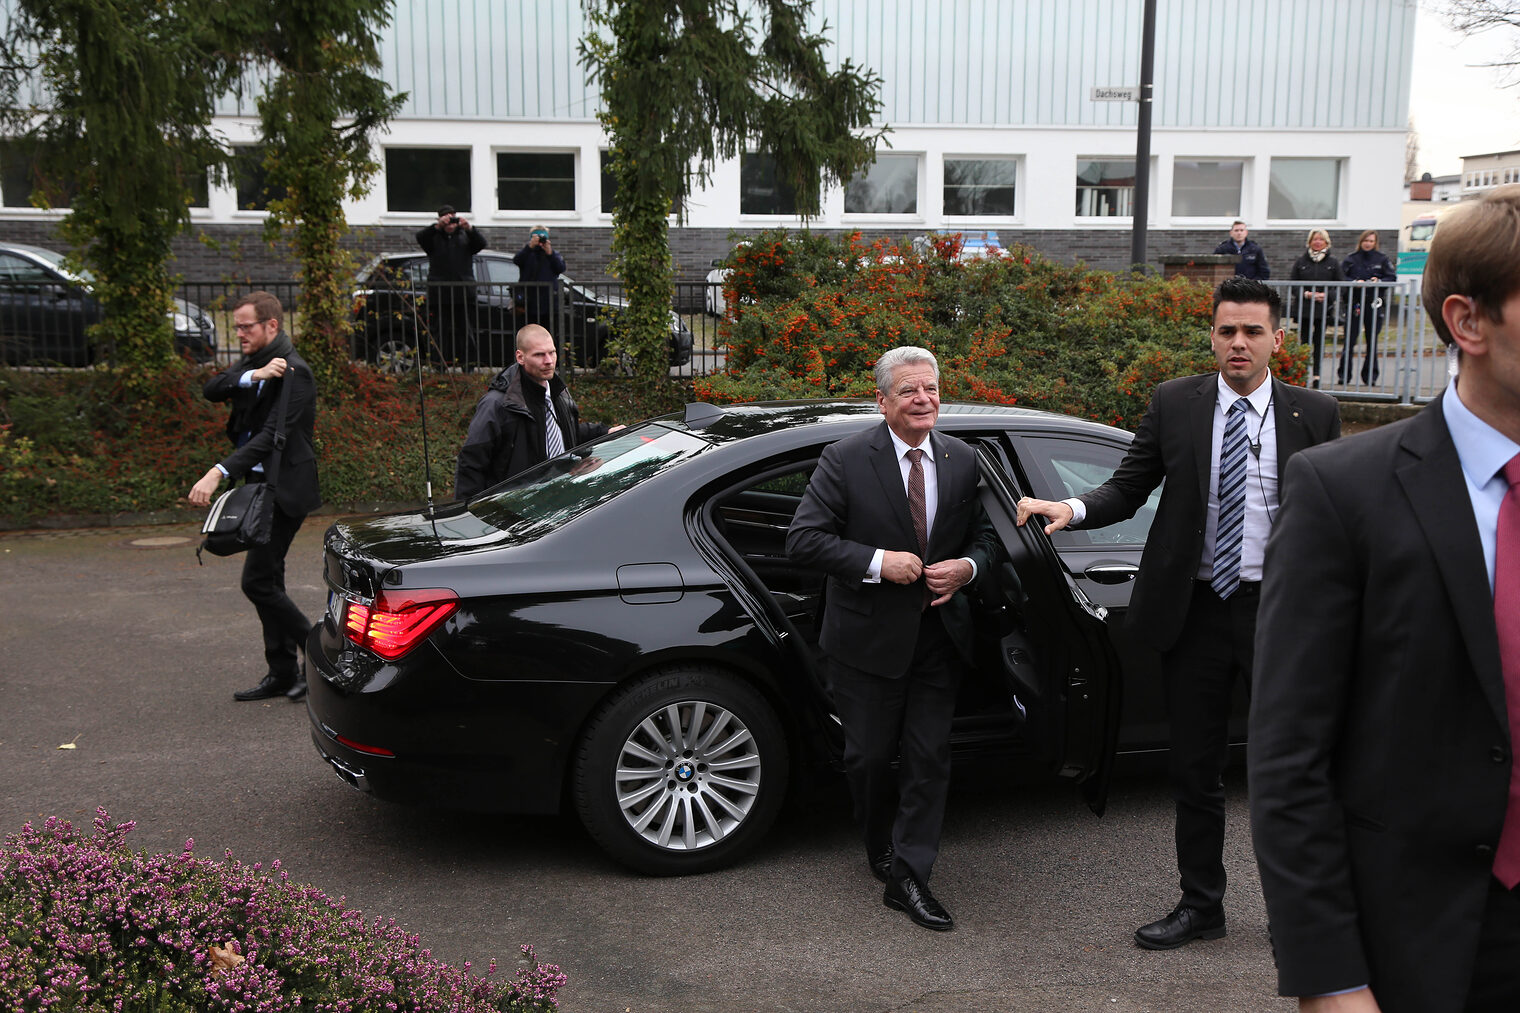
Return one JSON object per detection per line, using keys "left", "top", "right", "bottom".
{"left": 343, "top": 588, "right": 458, "bottom": 660}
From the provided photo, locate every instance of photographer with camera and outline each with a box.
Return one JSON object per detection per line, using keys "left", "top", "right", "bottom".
{"left": 416, "top": 204, "right": 487, "bottom": 366}
{"left": 512, "top": 224, "right": 566, "bottom": 343}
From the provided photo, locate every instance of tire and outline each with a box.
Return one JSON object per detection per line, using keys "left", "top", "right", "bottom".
{"left": 573, "top": 666, "right": 789, "bottom": 875}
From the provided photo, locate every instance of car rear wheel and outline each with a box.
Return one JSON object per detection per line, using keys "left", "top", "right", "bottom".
{"left": 372, "top": 334, "right": 418, "bottom": 374}
{"left": 573, "top": 666, "right": 788, "bottom": 875}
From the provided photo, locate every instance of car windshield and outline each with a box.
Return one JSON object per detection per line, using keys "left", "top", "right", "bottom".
{"left": 451, "top": 424, "right": 708, "bottom": 541}
{"left": 30, "top": 246, "right": 92, "bottom": 283}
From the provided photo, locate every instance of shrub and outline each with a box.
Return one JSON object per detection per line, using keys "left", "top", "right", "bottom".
{"left": 698, "top": 231, "right": 1309, "bottom": 430}
{"left": 0, "top": 810, "right": 566, "bottom": 1012}
{"left": 0, "top": 364, "right": 682, "bottom": 525}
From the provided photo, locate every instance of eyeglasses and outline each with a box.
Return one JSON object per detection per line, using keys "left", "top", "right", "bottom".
{"left": 233, "top": 320, "right": 274, "bottom": 332}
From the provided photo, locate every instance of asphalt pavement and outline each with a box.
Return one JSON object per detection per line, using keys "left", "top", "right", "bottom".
{"left": 0, "top": 521, "right": 1293, "bottom": 1012}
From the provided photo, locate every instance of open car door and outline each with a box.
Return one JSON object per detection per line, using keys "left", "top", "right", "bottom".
{"left": 971, "top": 442, "right": 1123, "bottom": 815}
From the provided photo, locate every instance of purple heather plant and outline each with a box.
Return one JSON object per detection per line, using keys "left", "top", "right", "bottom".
{"left": 0, "top": 809, "right": 567, "bottom": 1012}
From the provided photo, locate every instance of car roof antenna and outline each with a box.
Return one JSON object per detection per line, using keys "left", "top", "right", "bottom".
{"left": 414, "top": 335, "right": 439, "bottom": 526}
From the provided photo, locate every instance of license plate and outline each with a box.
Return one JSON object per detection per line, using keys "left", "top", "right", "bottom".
{"left": 328, "top": 591, "right": 345, "bottom": 623}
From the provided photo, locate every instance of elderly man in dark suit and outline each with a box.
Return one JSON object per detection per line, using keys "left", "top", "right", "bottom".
{"left": 189, "top": 291, "right": 321, "bottom": 703}
{"left": 787, "top": 345, "right": 997, "bottom": 931}
{"left": 1249, "top": 186, "right": 1520, "bottom": 1012}
{"left": 1017, "top": 276, "right": 1341, "bottom": 949}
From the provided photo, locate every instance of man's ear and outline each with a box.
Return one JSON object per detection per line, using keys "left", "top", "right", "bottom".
{"left": 1442, "top": 294, "right": 1489, "bottom": 358}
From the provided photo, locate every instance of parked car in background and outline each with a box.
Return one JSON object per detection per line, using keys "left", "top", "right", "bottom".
{"left": 705, "top": 260, "right": 730, "bottom": 317}
{"left": 0, "top": 243, "right": 217, "bottom": 366}
{"left": 306, "top": 399, "right": 1196, "bottom": 876}
{"left": 349, "top": 251, "right": 692, "bottom": 372}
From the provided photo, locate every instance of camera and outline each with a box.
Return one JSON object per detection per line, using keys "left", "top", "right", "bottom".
{"left": 446, "top": 214, "right": 461, "bottom": 226}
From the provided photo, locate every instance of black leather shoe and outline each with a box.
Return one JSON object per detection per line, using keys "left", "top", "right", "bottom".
{"left": 868, "top": 847, "right": 893, "bottom": 884}
{"left": 233, "top": 675, "right": 293, "bottom": 702}
{"left": 1134, "top": 905, "right": 1226, "bottom": 950}
{"left": 285, "top": 677, "right": 308, "bottom": 701}
{"left": 884, "top": 875, "right": 953, "bottom": 931}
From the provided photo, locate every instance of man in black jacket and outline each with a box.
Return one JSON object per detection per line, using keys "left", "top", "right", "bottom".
{"left": 453, "top": 324, "right": 618, "bottom": 499}
{"left": 1016, "top": 277, "right": 1339, "bottom": 950}
{"left": 416, "top": 205, "right": 487, "bottom": 364}
{"left": 189, "top": 291, "right": 321, "bottom": 702}
{"left": 1215, "top": 220, "right": 1271, "bottom": 279}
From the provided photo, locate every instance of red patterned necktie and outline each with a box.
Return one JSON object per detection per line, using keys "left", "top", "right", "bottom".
{"left": 907, "top": 448, "right": 929, "bottom": 609}
{"left": 1493, "top": 452, "right": 1520, "bottom": 889}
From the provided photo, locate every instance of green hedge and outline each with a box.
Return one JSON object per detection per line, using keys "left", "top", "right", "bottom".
{"left": 696, "top": 229, "right": 1309, "bottom": 429}
{"left": 0, "top": 365, "right": 686, "bottom": 526}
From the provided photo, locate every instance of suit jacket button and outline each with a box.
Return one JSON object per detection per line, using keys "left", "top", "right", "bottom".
{"left": 1476, "top": 844, "right": 1496, "bottom": 861}
{"left": 1493, "top": 746, "right": 1508, "bottom": 764}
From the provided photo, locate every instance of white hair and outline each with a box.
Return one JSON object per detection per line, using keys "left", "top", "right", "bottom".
{"left": 874, "top": 346, "right": 938, "bottom": 393}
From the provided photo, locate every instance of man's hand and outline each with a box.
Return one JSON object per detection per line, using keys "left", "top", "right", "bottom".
{"left": 1300, "top": 989, "right": 1381, "bottom": 1012}
{"left": 608, "top": 424, "right": 626, "bottom": 434}
{"left": 188, "top": 467, "right": 224, "bottom": 508}
{"left": 880, "top": 550, "right": 923, "bottom": 585}
{"left": 1016, "top": 496, "right": 1075, "bottom": 535}
{"left": 924, "top": 558, "right": 973, "bottom": 606}
{"left": 251, "top": 357, "right": 288, "bottom": 383}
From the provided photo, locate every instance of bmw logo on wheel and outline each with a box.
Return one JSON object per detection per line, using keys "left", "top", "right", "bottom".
{"left": 675, "top": 761, "right": 695, "bottom": 782}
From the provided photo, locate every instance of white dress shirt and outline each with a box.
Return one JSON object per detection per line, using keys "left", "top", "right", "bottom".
{"left": 1445, "top": 376, "right": 1520, "bottom": 592}
{"left": 1064, "top": 373, "right": 1278, "bottom": 582}
{"left": 863, "top": 429, "right": 976, "bottom": 583}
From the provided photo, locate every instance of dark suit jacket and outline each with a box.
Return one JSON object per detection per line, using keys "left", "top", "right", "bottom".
{"left": 1078, "top": 373, "right": 1341, "bottom": 654}
{"left": 1249, "top": 394, "right": 1510, "bottom": 1013}
{"left": 203, "top": 349, "right": 321, "bottom": 518}
{"left": 786, "top": 422, "right": 997, "bottom": 679}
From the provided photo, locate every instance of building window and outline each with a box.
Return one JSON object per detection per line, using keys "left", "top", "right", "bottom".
{"left": 1268, "top": 157, "right": 1341, "bottom": 219}
{"left": 1171, "top": 159, "right": 1242, "bottom": 217}
{"left": 0, "top": 139, "right": 77, "bottom": 208}
{"left": 497, "top": 151, "right": 575, "bottom": 211}
{"left": 384, "top": 148, "right": 470, "bottom": 213}
{"left": 740, "top": 153, "right": 800, "bottom": 216}
{"left": 232, "top": 145, "right": 288, "bottom": 212}
{"left": 942, "top": 158, "right": 1017, "bottom": 216}
{"left": 845, "top": 154, "right": 918, "bottom": 215}
{"left": 601, "top": 150, "right": 683, "bottom": 216}
{"left": 1075, "top": 159, "right": 1136, "bottom": 217}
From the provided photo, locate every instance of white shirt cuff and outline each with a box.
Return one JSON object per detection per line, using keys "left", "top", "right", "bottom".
{"left": 1062, "top": 497, "right": 1086, "bottom": 525}
{"left": 239, "top": 370, "right": 256, "bottom": 387}
{"left": 865, "top": 548, "right": 884, "bottom": 583}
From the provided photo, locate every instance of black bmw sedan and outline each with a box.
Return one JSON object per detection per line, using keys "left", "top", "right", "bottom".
{"left": 308, "top": 400, "right": 1181, "bottom": 875}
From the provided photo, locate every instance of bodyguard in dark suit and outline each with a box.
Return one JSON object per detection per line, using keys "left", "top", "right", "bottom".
{"left": 1017, "top": 277, "right": 1340, "bottom": 949}
{"left": 1250, "top": 186, "right": 1520, "bottom": 1012}
{"left": 787, "top": 346, "right": 997, "bottom": 931}
{"left": 189, "top": 291, "right": 321, "bottom": 703}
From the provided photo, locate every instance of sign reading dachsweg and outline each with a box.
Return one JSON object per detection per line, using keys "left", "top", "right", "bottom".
{"left": 1091, "top": 86, "right": 1139, "bottom": 102}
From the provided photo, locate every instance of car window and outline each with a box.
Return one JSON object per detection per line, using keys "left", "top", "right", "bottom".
{"left": 0, "top": 254, "right": 56, "bottom": 284}
{"left": 478, "top": 258, "right": 520, "bottom": 285}
{"left": 1021, "top": 435, "right": 1159, "bottom": 547}
{"left": 458, "top": 425, "right": 708, "bottom": 541}
{"left": 393, "top": 259, "right": 428, "bottom": 287}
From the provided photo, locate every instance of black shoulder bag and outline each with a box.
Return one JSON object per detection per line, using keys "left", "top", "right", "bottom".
{"left": 197, "top": 370, "right": 293, "bottom": 563}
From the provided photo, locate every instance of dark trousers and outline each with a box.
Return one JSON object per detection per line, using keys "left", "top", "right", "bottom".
{"left": 826, "top": 609, "right": 961, "bottom": 884}
{"left": 426, "top": 283, "right": 477, "bottom": 365}
{"left": 1296, "top": 299, "right": 1333, "bottom": 378}
{"left": 1465, "top": 878, "right": 1520, "bottom": 1011}
{"left": 240, "top": 503, "right": 310, "bottom": 684}
{"left": 1339, "top": 299, "right": 1385, "bottom": 384}
{"left": 1161, "top": 579, "right": 1258, "bottom": 912}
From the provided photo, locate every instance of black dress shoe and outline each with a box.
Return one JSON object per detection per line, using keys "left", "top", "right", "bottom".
{"left": 285, "top": 677, "right": 308, "bottom": 701}
{"left": 884, "top": 874, "right": 954, "bottom": 931}
{"left": 868, "top": 847, "right": 893, "bottom": 884}
{"left": 1134, "top": 904, "right": 1226, "bottom": 950}
{"left": 233, "top": 675, "right": 294, "bottom": 702}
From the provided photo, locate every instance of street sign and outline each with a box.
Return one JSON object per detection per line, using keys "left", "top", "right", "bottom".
{"left": 1091, "top": 86, "right": 1139, "bottom": 102}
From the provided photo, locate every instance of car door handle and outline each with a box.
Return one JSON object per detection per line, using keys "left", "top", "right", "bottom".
{"left": 1082, "top": 563, "right": 1138, "bottom": 584}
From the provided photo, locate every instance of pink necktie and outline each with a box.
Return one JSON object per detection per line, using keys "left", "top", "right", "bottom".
{"left": 1492, "top": 453, "right": 1520, "bottom": 889}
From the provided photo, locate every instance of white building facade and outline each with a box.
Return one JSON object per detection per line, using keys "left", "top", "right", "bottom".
{"left": 0, "top": 0, "right": 1419, "bottom": 282}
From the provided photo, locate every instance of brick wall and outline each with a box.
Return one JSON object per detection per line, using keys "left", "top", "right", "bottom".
{"left": 0, "top": 219, "right": 1391, "bottom": 289}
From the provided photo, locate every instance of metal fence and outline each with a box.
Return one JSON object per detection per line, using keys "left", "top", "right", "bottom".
{"left": 0, "top": 277, "right": 728, "bottom": 378}
{"left": 1265, "top": 278, "right": 1445, "bottom": 404}
{"left": 1, "top": 272, "right": 1448, "bottom": 406}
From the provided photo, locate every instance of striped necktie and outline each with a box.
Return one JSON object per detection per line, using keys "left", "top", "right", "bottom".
{"left": 1211, "top": 397, "right": 1251, "bottom": 599}
{"left": 544, "top": 387, "right": 565, "bottom": 458}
